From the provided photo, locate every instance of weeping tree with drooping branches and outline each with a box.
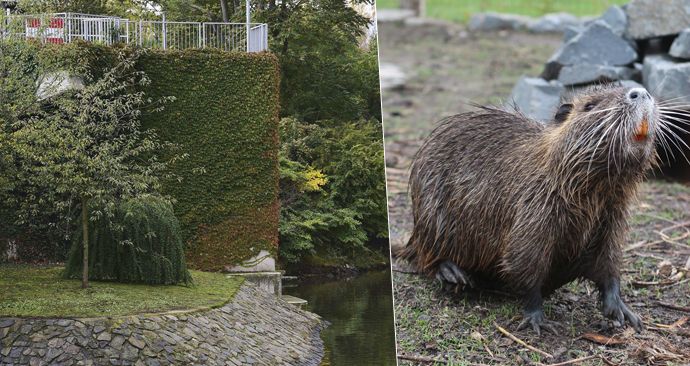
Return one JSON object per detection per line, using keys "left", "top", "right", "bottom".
{"left": 7, "top": 48, "right": 185, "bottom": 288}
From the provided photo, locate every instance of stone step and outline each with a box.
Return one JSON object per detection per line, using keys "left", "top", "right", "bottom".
{"left": 282, "top": 295, "right": 308, "bottom": 310}
{"left": 226, "top": 271, "right": 282, "bottom": 297}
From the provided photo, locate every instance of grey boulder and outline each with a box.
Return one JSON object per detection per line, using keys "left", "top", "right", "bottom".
{"left": 563, "top": 25, "right": 584, "bottom": 43}
{"left": 643, "top": 54, "right": 690, "bottom": 104}
{"left": 557, "top": 64, "right": 636, "bottom": 86}
{"left": 670, "top": 29, "right": 690, "bottom": 59}
{"left": 625, "top": 0, "right": 690, "bottom": 39}
{"left": 528, "top": 12, "right": 580, "bottom": 33}
{"left": 36, "top": 71, "right": 84, "bottom": 101}
{"left": 619, "top": 80, "right": 645, "bottom": 90}
{"left": 550, "top": 21, "right": 637, "bottom": 66}
{"left": 468, "top": 12, "right": 532, "bottom": 31}
{"left": 510, "top": 76, "right": 564, "bottom": 123}
{"left": 543, "top": 21, "right": 637, "bottom": 80}
{"left": 599, "top": 5, "right": 627, "bottom": 36}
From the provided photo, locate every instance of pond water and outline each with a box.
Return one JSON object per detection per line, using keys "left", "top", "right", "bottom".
{"left": 284, "top": 269, "right": 397, "bottom": 366}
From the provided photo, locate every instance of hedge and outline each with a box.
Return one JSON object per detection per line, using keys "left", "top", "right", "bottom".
{"left": 0, "top": 41, "right": 281, "bottom": 271}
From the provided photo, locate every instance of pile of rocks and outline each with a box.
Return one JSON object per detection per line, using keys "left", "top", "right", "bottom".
{"left": 469, "top": 11, "right": 589, "bottom": 34}
{"left": 510, "top": 0, "right": 690, "bottom": 122}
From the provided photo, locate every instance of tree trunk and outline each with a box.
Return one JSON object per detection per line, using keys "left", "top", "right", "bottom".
{"left": 81, "top": 196, "right": 89, "bottom": 289}
{"left": 220, "top": 0, "right": 229, "bottom": 22}
{"left": 401, "top": 0, "right": 425, "bottom": 16}
{"left": 279, "top": 0, "right": 288, "bottom": 56}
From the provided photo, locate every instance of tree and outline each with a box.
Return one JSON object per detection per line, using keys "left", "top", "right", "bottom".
{"left": 7, "top": 49, "right": 181, "bottom": 287}
{"left": 14, "top": 0, "right": 160, "bottom": 18}
{"left": 278, "top": 117, "right": 386, "bottom": 265}
{"left": 219, "top": 0, "right": 229, "bottom": 22}
{"left": 252, "top": 0, "right": 377, "bottom": 122}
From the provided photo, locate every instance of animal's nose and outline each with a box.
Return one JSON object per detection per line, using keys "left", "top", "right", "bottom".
{"left": 627, "top": 88, "right": 651, "bottom": 102}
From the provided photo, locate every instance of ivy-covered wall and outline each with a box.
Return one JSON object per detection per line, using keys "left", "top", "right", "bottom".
{"left": 138, "top": 50, "right": 280, "bottom": 271}
{"left": 0, "top": 41, "right": 281, "bottom": 270}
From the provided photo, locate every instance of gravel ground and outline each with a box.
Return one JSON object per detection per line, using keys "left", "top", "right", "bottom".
{"left": 380, "top": 19, "right": 690, "bottom": 366}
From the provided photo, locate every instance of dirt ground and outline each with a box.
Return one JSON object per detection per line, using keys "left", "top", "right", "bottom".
{"left": 380, "top": 20, "right": 690, "bottom": 366}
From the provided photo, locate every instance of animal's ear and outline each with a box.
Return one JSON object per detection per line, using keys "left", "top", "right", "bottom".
{"left": 554, "top": 103, "right": 573, "bottom": 124}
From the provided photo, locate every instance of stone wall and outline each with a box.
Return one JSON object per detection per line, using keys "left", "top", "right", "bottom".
{"left": 0, "top": 283, "right": 323, "bottom": 366}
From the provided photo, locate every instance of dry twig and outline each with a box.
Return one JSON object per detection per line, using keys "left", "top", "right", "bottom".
{"left": 624, "top": 220, "right": 690, "bottom": 252}
{"left": 657, "top": 301, "right": 690, "bottom": 313}
{"left": 493, "top": 322, "right": 553, "bottom": 359}
{"left": 537, "top": 355, "right": 597, "bottom": 366}
{"left": 397, "top": 353, "right": 445, "bottom": 364}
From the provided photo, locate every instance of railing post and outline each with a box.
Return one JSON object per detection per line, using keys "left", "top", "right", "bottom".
{"left": 245, "top": 0, "right": 250, "bottom": 51}
{"left": 138, "top": 19, "right": 142, "bottom": 46}
{"left": 162, "top": 13, "right": 166, "bottom": 50}
{"left": 66, "top": 12, "right": 71, "bottom": 42}
{"left": 198, "top": 23, "right": 202, "bottom": 48}
{"left": 98, "top": 17, "right": 103, "bottom": 43}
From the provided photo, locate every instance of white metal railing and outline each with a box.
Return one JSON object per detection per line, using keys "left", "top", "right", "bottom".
{"left": 0, "top": 13, "right": 269, "bottom": 52}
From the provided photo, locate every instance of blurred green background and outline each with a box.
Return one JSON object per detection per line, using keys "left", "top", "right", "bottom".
{"left": 376, "top": 0, "right": 629, "bottom": 23}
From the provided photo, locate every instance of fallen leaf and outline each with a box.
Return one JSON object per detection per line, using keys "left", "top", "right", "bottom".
{"left": 657, "top": 260, "right": 674, "bottom": 277}
{"left": 470, "top": 331, "right": 484, "bottom": 341}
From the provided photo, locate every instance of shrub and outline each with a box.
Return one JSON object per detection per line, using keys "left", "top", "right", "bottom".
{"left": 64, "top": 195, "right": 192, "bottom": 285}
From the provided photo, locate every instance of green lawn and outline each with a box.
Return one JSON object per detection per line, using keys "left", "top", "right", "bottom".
{"left": 0, "top": 265, "right": 244, "bottom": 318}
{"left": 376, "top": 0, "right": 629, "bottom": 23}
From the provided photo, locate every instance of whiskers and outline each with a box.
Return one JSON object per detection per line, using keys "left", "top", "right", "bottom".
{"left": 656, "top": 99, "right": 690, "bottom": 166}
{"left": 555, "top": 106, "right": 622, "bottom": 195}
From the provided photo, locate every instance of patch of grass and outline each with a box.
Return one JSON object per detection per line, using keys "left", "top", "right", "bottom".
{"left": 0, "top": 265, "right": 243, "bottom": 318}
{"left": 376, "top": 0, "right": 629, "bottom": 22}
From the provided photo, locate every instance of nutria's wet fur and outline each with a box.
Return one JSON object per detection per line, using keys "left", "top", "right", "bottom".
{"left": 402, "top": 84, "right": 659, "bottom": 334}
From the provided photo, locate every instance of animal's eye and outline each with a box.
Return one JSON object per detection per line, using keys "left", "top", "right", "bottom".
{"left": 584, "top": 102, "right": 597, "bottom": 111}
{"left": 554, "top": 103, "right": 573, "bottom": 123}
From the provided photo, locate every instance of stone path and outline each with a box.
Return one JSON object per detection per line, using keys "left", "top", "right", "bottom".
{"left": 0, "top": 282, "right": 323, "bottom": 366}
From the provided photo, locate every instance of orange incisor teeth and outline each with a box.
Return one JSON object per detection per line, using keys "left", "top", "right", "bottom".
{"left": 634, "top": 118, "right": 648, "bottom": 141}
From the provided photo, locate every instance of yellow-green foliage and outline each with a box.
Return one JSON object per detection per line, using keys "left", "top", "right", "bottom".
{"left": 303, "top": 168, "right": 328, "bottom": 192}
{"left": 0, "top": 41, "right": 280, "bottom": 270}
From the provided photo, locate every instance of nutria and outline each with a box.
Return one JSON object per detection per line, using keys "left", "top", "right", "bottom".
{"left": 401, "top": 84, "right": 661, "bottom": 334}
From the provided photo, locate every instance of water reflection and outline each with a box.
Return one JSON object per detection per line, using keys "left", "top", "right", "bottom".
{"left": 284, "top": 270, "right": 397, "bottom": 366}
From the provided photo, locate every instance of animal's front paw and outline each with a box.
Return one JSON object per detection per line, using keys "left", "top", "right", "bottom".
{"left": 602, "top": 293, "right": 643, "bottom": 332}
{"left": 435, "top": 260, "right": 474, "bottom": 288}
{"left": 517, "top": 309, "right": 560, "bottom": 336}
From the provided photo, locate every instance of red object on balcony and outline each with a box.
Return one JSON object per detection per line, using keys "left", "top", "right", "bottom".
{"left": 25, "top": 17, "right": 64, "bottom": 44}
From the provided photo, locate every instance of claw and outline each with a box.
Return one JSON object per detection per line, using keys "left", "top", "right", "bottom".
{"left": 601, "top": 290, "right": 643, "bottom": 332}
{"left": 517, "top": 309, "right": 561, "bottom": 336}
{"left": 435, "top": 260, "right": 474, "bottom": 288}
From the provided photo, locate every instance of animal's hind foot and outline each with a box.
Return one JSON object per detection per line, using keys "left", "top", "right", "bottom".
{"left": 517, "top": 309, "right": 561, "bottom": 336}
{"left": 435, "top": 260, "right": 474, "bottom": 289}
{"left": 601, "top": 292, "right": 643, "bottom": 332}
{"left": 598, "top": 278, "right": 644, "bottom": 332}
